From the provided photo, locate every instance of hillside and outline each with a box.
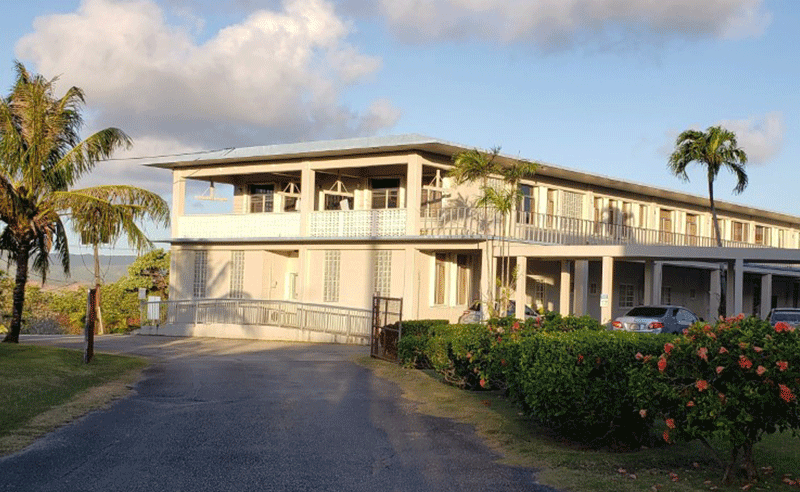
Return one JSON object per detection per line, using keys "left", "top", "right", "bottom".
{"left": 25, "top": 254, "right": 137, "bottom": 290}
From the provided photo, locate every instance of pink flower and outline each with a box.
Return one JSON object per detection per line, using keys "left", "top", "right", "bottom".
{"left": 686, "top": 400, "right": 695, "bottom": 407}
{"left": 666, "top": 418, "right": 676, "bottom": 429}
{"left": 775, "top": 322, "right": 791, "bottom": 333}
{"left": 718, "top": 393, "right": 726, "bottom": 403}
{"left": 707, "top": 331, "right": 717, "bottom": 339}
{"left": 577, "top": 354, "right": 584, "bottom": 363}
{"left": 716, "top": 366, "right": 724, "bottom": 375}
{"left": 639, "top": 409, "right": 647, "bottom": 418}
{"left": 658, "top": 357, "right": 668, "bottom": 373}
{"left": 737, "top": 313, "right": 745, "bottom": 320}
{"left": 512, "top": 321, "right": 520, "bottom": 331}
{"left": 664, "top": 343, "right": 675, "bottom": 355}
{"left": 635, "top": 352, "right": 644, "bottom": 361}
{"left": 719, "top": 347, "right": 729, "bottom": 354}
{"left": 753, "top": 346, "right": 763, "bottom": 353}
{"left": 777, "top": 361, "right": 789, "bottom": 372}
{"left": 757, "top": 366, "right": 767, "bottom": 376}
{"left": 739, "top": 355, "right": 753, "bottom": 370}
{"left": 697, "top": 347, "right": 708, "bottom": 361}
{"left": 739, "top": 342, "right": 748, "bottom": 349}
{"left": 696, "top": 380, "right": 709, "bottom": 392}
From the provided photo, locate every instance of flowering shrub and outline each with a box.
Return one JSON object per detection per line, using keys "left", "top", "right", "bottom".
{"left": 511, "top": 330, "right": 669, "bottom": 446}
{"left": 397, "top": 319, "right": 449, "bottom": 368}
{"left": 630, "top": 315, "right": 800, "bottom": 482}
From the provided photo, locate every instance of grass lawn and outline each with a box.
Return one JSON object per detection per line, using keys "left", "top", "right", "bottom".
{"left": 358, "top": 356, "right": 800, "bottom": 492}
{"left": 0, "top": 343, "right": 148, "bottom": 455}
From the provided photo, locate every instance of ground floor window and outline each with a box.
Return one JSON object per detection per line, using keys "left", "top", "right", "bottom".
{"left": 229, "top": 251, "right": 244, "bottom": 298}
{"left": 434, "top": 253, "right": 447, "bottom": 305}
{"left": 619, "top": 284, "right": 635, "bottom": 308}
{"left": 323, "top": 251, "right": 341, "bottom": 302}
{"left": 193, "top": 250, "right": 207, "bottom": 298}
{"left": 661, "top": 285, "right": 672, "bottom": 305}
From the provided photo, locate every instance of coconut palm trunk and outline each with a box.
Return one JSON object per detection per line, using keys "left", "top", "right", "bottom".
{"left": 4, "top": 245, "right": 30, "bottom": 343}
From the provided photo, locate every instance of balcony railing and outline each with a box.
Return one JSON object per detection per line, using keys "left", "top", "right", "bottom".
{"left": 177, "top": 213, "right": 301, "bottom": 239}
{"left": 310, "top": 209, "right": 407, "bottom": 237}
{"left": 420, "top": 208, "right": 767, "bottom": 248}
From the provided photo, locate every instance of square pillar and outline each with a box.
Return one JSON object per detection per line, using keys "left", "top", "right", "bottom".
{"left": 480, "top": 245, "right": 491, "bottom": 317}
{"left": 171, "top": 171, "right": 187, "bottom": 237}
{"left": 405, "top": 155, "right": 422, "bottom": 235}
{"left": 709, "top": 268, "right": 721, "bottom": 321}
{"left": 644, "top": 260, "right": 662, "bottom": 305}
{"left": 515, "top": 256, "right": 528, "bottom": 319}
{"left": 573, "top": 260, "right": 589, "bottom": 316}
{"left": 559, "top": 260, "right": 571, "bottom": 315}
{"left": 726, "top": 261, "right": 735, "bottom": 316}
{"left": 760, "top": 273, "right": 773, "bottom": 320}
{"left": 601, "top": 256, "right": 614, "bottom": 324}
{"left": 299, "top": 165, "right": 315, "bottom": 236}
{"left": 727, "top": 259, "right": 744, "bottom": 316}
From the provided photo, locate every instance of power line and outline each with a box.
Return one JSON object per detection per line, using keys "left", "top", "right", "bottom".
{"left": 102, "top": 147, "right": 234, "bottom": 162}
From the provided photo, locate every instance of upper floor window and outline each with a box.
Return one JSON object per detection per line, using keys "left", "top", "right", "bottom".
{"left": 755, "top": 225, "right": 769, "bottom": 245}
{"left": 323, "top": 179, "right": 354, "bottom": 210}
{"left": 517, "top": 184, "right": 535, "bottom": 224}
{"left": 686, "top": 214, "right": 698, "bottom": 246}
{"left": 371, "top": 178, "right": 400, "bottom": 209}
{"left": 280, "top": 183, "right": 301, "bottom": 212}
{"left": 733, "top": 221, "right": 748, "bottom": 243}
{"left": 249, "top": 184, "right": 274, "bottom": 213}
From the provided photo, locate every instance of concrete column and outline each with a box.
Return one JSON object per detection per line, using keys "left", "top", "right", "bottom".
{"left": 402, "top": 247, "right": 420, "bottom": 320}
{"left": 405, "top": 154, "right": 422, "bottom": 235}
{"left": 727, "top": 259, "right": 744, "bottom": 315}
{"left": 171, "top": 171, "right": 187, "bottom": 237}
{"left": 298, "top": 246, "right": 310, "bottom": 303}
{"left": 480, "top": 244, "right": 491, "bottom": 317}
{"left": 600, "top": 256, "right": 614, "bottom": 324}
{"left": 644, "top": 260, "right": 653, "bottom": 304}
{"left": 760, "top": 273, "right": 773, "bottom": 319}
{"left": 727, "top": 261, "right": 736, "bottom": 316}
{"left": 709, "top": 268, "right": 721, "bottom": 321}
{"left": 515, "top": 256, "right": 528, "bottom": 319}
{"left": 573, "top": 260, "right": 589, "bottom": 316}
{"left": 559, "top": 260, "right": 571, "bottom": 315}
{"left": 299, "top": 165, "right": 315, "bottom": 236}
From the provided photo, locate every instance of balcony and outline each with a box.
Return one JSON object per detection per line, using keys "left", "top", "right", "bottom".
{"left": 420, "top": 208, "right": 768, "bottom": 249}
{"left": 176, "top": 213, "right": 301, "bottom": 239}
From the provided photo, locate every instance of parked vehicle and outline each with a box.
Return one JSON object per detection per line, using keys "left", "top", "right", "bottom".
{"left": 458, "top": 300, "right": 538, "bottom": 324}
{"left": 611, "top": 305, "right": 698, "bottom": 334}
{"left": 766, "top": 307, "right": 800, "bottom": 327}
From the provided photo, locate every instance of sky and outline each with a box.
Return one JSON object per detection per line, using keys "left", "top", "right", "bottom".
{"left": 0, "top": 0, "right": 797, "bottom": 255}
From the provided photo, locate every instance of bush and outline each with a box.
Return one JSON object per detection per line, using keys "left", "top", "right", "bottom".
{"left": 630, "top": 316, "right": 800, "bottom": 482}
{"left": 397, "top": 319, "right": 448, "bottom": 368}
{"left": 512, "top": 330, "right": 670, "bottom": 446}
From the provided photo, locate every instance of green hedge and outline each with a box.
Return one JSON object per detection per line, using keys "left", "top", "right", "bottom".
{"left": 397, "top": 319, "right": 448, "bottom": 368}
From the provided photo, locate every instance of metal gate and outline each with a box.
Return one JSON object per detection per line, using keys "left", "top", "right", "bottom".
{"left": 371, "top": 296, "right": 402, "bottom": 362}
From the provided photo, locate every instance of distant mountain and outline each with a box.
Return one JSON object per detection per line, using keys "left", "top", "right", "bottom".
{"left": 27, "top": 254, "right": 138, "bottom": 290}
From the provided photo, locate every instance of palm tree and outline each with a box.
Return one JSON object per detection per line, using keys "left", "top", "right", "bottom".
{"left": 668, "top": 125, "right": 748, "bottom": 317}
{"left": 66, "top": 186, "right": 169, "bottom": 334}
{"left": 0, "top": 62, "right": 132, "bottom": 343}
{"left": 449, "top": 148, "right": 501, "bottom": 309}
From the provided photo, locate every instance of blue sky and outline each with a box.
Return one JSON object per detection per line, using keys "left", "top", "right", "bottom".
{"left": 0, "top": 0, "right": 797, "bottom": 254}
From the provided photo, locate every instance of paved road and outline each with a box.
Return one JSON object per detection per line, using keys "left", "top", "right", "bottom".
{"left": 1, "top": 335, "right": 558, "bottom": 491}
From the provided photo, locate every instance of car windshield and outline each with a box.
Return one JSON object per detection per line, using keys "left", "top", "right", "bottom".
{"left": 625, "top": 307, "right": 668, "bottom": 317}
{"left": 771, "top": 312, "right": 800, "bottom": 324}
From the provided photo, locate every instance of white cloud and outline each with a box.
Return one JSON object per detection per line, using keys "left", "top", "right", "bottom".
{"left": 16, "top": 0, "right": 399, "bottom": 151}
{"left": 717, "top": 112, "right": 784, "bottom": 165}
{"left": 361, "top": 0, "right": 770, "bottom": 49}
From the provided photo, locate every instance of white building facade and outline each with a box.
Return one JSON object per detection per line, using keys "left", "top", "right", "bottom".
{"left": 144, "top": 135, "right": 800, "bottom": 339}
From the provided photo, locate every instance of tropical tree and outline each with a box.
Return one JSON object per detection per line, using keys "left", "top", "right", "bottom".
{"left": 668, "top": 125, "right": 748, "bottom": 317}
{"left": 67, "top": 186, "right": 169, "bottom": 333}
{"left": 0, "top": 62, "right": 132, "bottom": 343}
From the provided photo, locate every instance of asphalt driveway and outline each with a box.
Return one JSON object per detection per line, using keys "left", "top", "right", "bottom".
{"left": 1, "top": 335, "right": 557, "bottom": 491}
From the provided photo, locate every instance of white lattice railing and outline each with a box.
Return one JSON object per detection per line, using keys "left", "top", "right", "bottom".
{"left": 176, "top": 213, "right": 301, "bottom": 239}
{"left": 310, "top": 209, "right": 407, "bottom": 237}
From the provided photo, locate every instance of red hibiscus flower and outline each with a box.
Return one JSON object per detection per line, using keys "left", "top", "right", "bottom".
{"left": 696, "top": 380, "right": 709, "bottom": 391}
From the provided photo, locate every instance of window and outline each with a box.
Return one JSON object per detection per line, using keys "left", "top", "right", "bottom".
{"left": 661, "top": 285, "right": 672, "bottom": 305}
{"left": 229, "top": 251, "right": 244, "bottom": 298}
{"left": 733, "top": 221, "right": 748, "bottom": 243}
{"left": 659, "top": 209, "right": 672, "bottom": 241}
{"left": 371, "top": 178, "right": 400, "bottom": 209}
{"left": 421, "top": 172, "right": 446, "bottom": 217}
{"left": 456, "top": 255, "right": 470, "bottom": 305}
{"left": 546, "top": 189, "right": 557, "bottom": 226}
{"left": 373, "top": 251, "right": 391, "bottom": 297}
{"left": 323, "top": 179, "right": 354, "bottom": 210}
{"left": 686, "top": 214, "right": 698, "bottom": 245}
{"left": 561, "top": 191, "right": 582, "bottom": 220}
{"left": 778, "top": 229, "right": 785, "bottom": 248}
{"left": 639, "top": 204, "right": 648, "bottom": 228}
{"left": 249, "top": 184, "right": 274, "bottom": 213}
{"left": 280, "top": 183, "right": 301, "bottom": 212}
{"left": 193, "top": 250, "right": 207, "bottom": 298}
{"left": 517, "top": 184, "right": 535, "bottom": 224}
{"left": 533, "top": 280, "right": 546, "bottom": 309}
{"left": 593, "top": 198, "right": 603, "bottom": 234}
{"left": 755, "top": 225, "right": 769, "bottom": 245}
{"left": 589, "top": 282, "right": 598, "bottom": 295}
{"left": 434, "top": 253, "right": 446, "bottom": 305}
{"left": 323, "top": 251, "right": 340, "bottom": 302}
{"left": 619, "top": 284, "right": 635, "bottom": 308}
{"left": 689, "top": 288, "right": 696, "bottom": 300}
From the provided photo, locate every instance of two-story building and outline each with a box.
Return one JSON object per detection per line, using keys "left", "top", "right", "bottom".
{"left": 142, "top": 134, "right": 800, "bottom": 341}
